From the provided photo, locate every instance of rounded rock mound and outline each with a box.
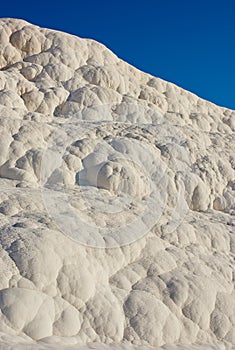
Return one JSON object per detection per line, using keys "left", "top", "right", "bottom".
{"left": 0, "top": 18, "right": 234, "bottom": 350}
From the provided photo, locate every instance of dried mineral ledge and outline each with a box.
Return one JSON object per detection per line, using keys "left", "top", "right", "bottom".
{"left": 0, "top": 18, "right": 234, "bottom": 350}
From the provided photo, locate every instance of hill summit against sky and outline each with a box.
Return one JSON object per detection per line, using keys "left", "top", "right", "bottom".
{"left": 0, "top": 18, "right": 234, "bottom": 350}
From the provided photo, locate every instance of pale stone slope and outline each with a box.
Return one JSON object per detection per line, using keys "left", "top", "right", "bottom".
{"left": 0, "top": 18, "right": 234, "bottom": 349}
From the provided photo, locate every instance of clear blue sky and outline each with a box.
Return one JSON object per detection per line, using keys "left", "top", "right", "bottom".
{"left": 2, "top": 0, "right": 235, "bottom": 109}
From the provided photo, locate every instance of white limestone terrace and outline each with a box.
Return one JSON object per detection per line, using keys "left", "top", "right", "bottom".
{"left": 0, "top": 18, "right": 234, "bottom": 350}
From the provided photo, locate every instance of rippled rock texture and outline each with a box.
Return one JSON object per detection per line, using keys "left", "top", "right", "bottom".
{"left": 0, "top": 18, "right": 234, "bottom": 350}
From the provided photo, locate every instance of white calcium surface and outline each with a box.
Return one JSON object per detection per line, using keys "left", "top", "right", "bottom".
{"left": 0, "top": 18, "right": 234, "bottom": 350}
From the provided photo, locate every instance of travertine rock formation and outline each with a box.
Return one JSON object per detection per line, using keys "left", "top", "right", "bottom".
{"left": 0, "top": 18, "right": 234, "bottom": 350}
